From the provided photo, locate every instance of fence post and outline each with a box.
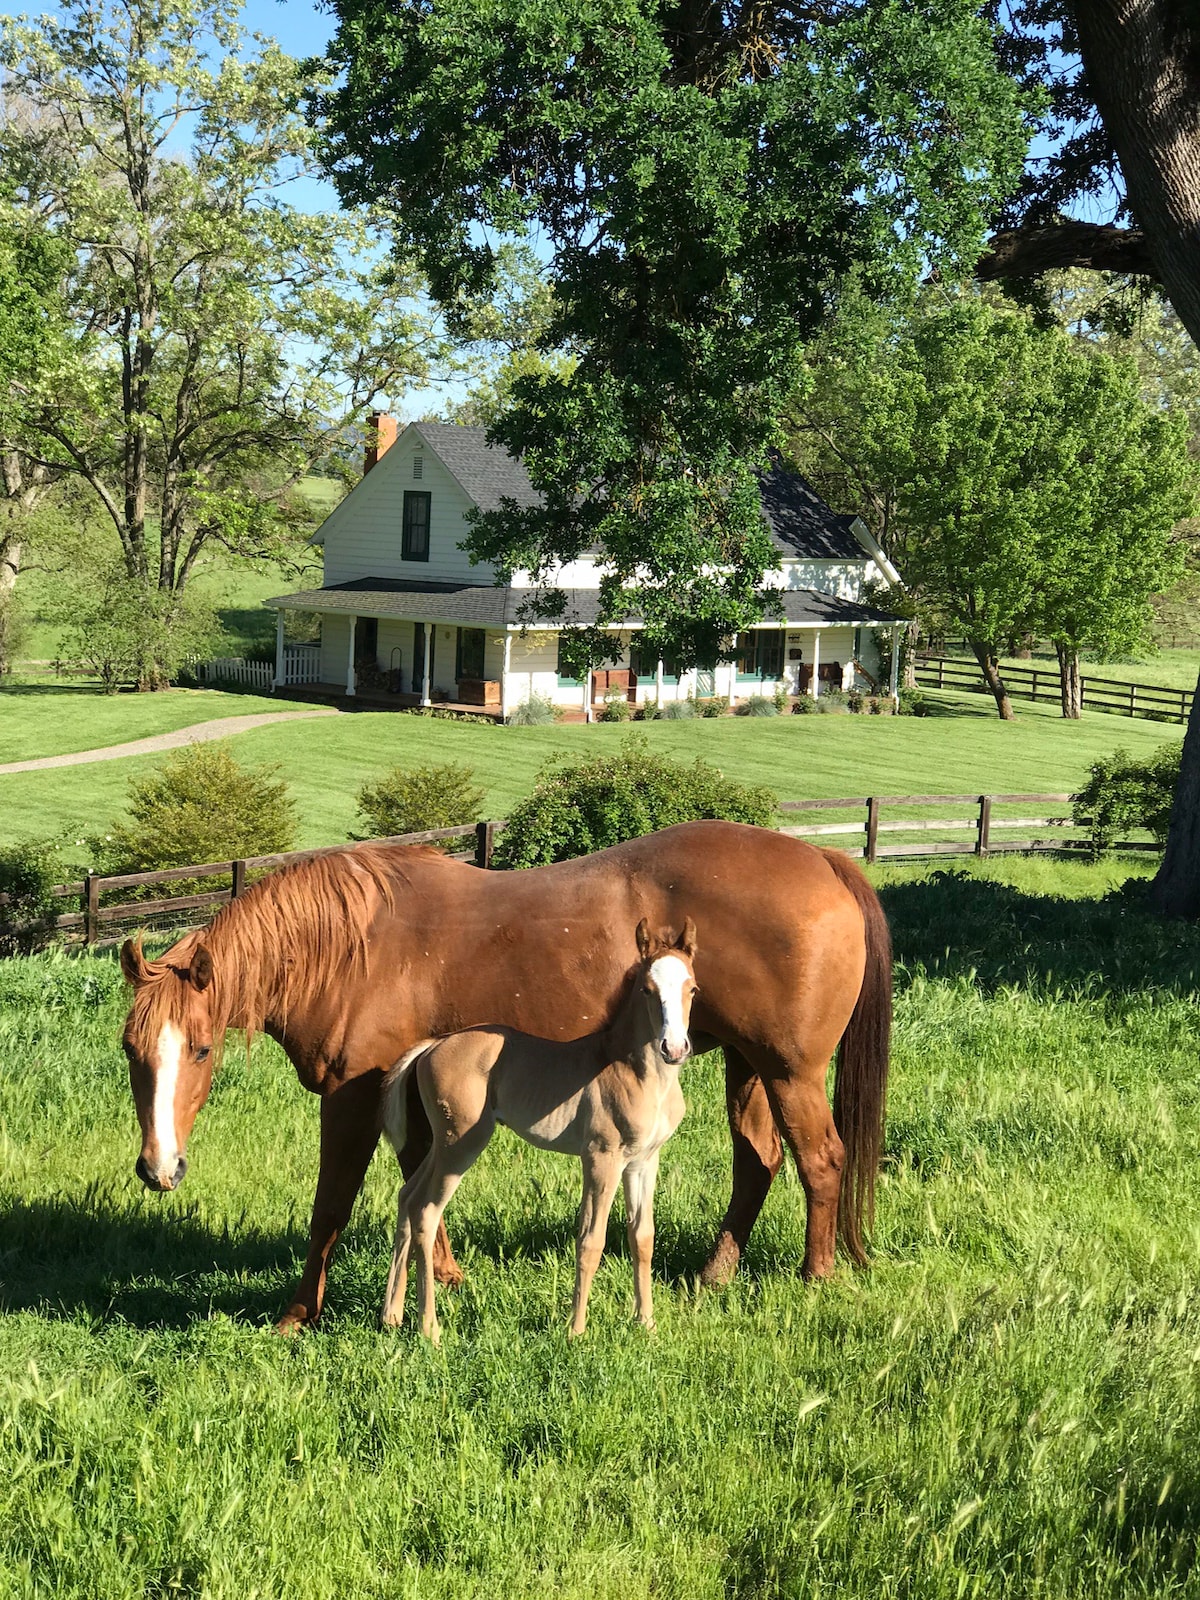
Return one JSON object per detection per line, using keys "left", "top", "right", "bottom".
{"left": 475, "top": 820, "right": 495, "bottom": 870}
{"left": 231, "top": 859, "right": 247, "bottom": 898}
{"left": 84, "top": 871, "right": 99, "bottom": 946}
{"left": 937, "top": 658, "right": 945, "bottom": 689}
{"left": 976, "top": 795, "right": 992, "bottom": 857}
{"left": 1129, "top": 683, "right": 1136, "bottom": 718}
{"left": 865, "top": 796, "right": 880, "bottom": 864}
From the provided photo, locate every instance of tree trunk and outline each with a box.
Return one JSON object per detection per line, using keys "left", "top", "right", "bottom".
{"left": 1151, "top": 671, "right": 1200, "bottom": 916}
{"left": 1055, "top": 641, "right": 1083, "bottom": 718}
{"left": 1070, "top": 0, "right": 1200, "bottom": 911}
{"left": 0, "top": 534, "right": 20, "bottom": 676}
{"left": 970, "top": 638, "right": 1014, "bottom": 719}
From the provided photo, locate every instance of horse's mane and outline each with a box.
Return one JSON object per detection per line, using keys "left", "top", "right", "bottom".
{"left": 125, "top": 843, "right": 449, "bottom": 1053}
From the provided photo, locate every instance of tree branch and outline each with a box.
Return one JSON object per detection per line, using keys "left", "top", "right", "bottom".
{"left": 975, "top": 219, "right": 1159, "bottom": 282}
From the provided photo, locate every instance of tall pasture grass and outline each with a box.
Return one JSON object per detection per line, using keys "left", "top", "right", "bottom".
{"left": 3, "top": 858, "right": 1200, "bottom": 1596}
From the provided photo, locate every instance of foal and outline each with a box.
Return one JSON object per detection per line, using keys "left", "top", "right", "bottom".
{"left": 380, "top": 919, "right": 698, "bottom": 1342}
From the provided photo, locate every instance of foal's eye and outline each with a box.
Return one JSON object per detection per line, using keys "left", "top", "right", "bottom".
{"left": 195, "top": 1046, "right": 211, "bottom": 1063}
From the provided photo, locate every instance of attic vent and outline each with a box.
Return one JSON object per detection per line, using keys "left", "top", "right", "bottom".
{"left": 412, "top": 456, "right": 424, "bottom": 481}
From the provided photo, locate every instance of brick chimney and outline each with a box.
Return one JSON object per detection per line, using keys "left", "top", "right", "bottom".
{"left": 364, "top": 411, "right": 398, "bottom": 474}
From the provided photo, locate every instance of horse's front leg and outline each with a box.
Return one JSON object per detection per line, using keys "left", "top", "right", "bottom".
{"left": 570, "top": 1152, "right": 622, "bottom": 1338}
{"left": 277, "top": 1073, "right": 383, "bottom": 1333}
{"left": 700, "top": 1045, "right": 783, "bottom": 1288}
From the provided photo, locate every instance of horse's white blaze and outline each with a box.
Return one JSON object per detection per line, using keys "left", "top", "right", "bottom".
{"left": 649, "top": 954, "right": 692, "bottom": 1061}
{"left": 152, "top": 1021, "right": 184, "bottom": 1168}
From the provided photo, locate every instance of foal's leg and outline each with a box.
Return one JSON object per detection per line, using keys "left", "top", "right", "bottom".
{"left": 410, "top": 1115, "right": 495, "bottom": 1345}
{"left": 762, "top": 1067, "right": 845, "bottom": 1282}
{"left": 623, "top": 1153, "right": 660, "bottom": 1330}
{"left": 700, "top": 1046, "right": 784, "bottom": 1289}
{"left": 570, "top": 1152, "right": 623, "bottom": 1339}
{"left": 381, "top": 1154, "right": 431, "bottom": 1327}
{"left": 395, "top": 1064, "right": 464, "bottom": 1289}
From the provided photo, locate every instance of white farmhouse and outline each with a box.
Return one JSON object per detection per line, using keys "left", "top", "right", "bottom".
{"left": 266, "top": 418, "right": 904, "bottom": 719}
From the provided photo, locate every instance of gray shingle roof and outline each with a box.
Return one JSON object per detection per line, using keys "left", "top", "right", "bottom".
{"left": 411, "top": 425, "right": 869, "bottom": 562}
{"left": 265, "top": 578, "right": 901, "bottom": 627}
{"left": 412, "top": 422, "right": 541, "bottom": 513}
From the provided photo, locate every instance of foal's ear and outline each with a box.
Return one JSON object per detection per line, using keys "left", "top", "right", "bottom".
{"left": 635, "top": 918, "right": 653, "bottom": 961}
{"left": 188, "top": 945, "right": 214, "bottom": 993}
{"left": 677, "top": 918, "right": 698, "bottom": 960}
{"left": 120, "top": 937, "right": 151, "bottom": 986}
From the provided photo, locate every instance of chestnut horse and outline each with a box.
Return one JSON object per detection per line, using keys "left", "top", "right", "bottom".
{"left": 119, "top": 821, "right": 891, "bottom": 1331}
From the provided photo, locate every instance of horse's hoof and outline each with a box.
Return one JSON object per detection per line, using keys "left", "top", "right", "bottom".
{"left": 380, "top": 1308, "right": 404, "bottom": 1330}
{"left": 636, "top": 1317, "right": 656, "bottom": 1333}
{"left": 433, "top": 1260, "right": 465, "bottom": 1289}
{"left": 273, "top": 1309, "right": 309, "bottom": 1337}
{"left": 699, "top": 1237, "right": 739, "bottom": 1288}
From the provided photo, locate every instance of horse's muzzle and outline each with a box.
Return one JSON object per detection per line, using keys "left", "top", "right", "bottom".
{"left": 136, "top": 1154, "right": 188, "bottom": 1191}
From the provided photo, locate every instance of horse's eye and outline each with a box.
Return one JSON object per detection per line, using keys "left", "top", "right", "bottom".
{"left": 196, "top": 1046, "right": 211, "bottom": 1063}
{"left": 643, "top": 984, "right": 654, "bottom": 995}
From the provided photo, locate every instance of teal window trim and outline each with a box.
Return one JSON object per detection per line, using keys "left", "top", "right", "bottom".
{"left": 735, "top": 629, "right": 787, "bottom": 682}
{"left": 630, "top": 644, "right": 680, "bottom": 685}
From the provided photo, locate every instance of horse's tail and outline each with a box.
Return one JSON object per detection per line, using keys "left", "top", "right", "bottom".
{"left": 380, "top": 1039, "right": 437, "bottom": 1155}
{"left": 820, "top": 848, "right": 892, "bottom": 1266}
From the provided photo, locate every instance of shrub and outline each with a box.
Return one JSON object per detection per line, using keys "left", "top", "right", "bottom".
{"left": 506, "top": 693, "right": 558, "bottom": 726}
{"left": 65, "top": 574, "right": 220, "bottom": 692}
{"left": 492, "top": 735, "right": 778, "bottom": 868}
{"left": 820, "top": 685, "right": 847, "bottom": 709}
{"left": 792, "top": 695, "right": 815, "bottom": 714}
{"left": 98, "top": 743, "right": 298, "bottom": 872}
{"left": 847, "top": 688, "right": 865, "bottom": 713}
{"left": 599, "top": 691, "right": 632, "bottom": 722}
{"left": 773, "top": 684, "right": 790, "bottom": 713}
{"left": 355, "top": 762, "right": 485, "bottom": 842}
{"left": 1071, "top": 742, "right": 1180, "bottom": 857}
{"left": 695, "top": 696, "right": 728, "bottom": 718}
{"left": 736, "top": 695, "right": 778, "bottom": 717}
{"left": 637, "top": 698, "right": 661, "bottom": 721}
{"left": 897, "top": 686, "right": 931, "bottom": 717}
{"left": 659, "top": 697, "right": 695, "bottom": 719}
{"left": 0, "top": 838, "right": 64, "bottom": 952}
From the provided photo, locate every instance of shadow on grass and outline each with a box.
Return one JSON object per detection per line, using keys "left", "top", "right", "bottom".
{"left": 0, "top": 1185, "right": 304, "bottom": 1328}
{"left": 0, "top": 682, "right": 117, "bottom": 698}
{"left": 880, "top": 871, "right": 1200, "bottom": 1000}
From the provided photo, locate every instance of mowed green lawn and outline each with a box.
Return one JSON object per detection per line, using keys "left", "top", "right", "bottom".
{"left": 4, "top": 856, "right": 1200, "bottom": 1597}
{"left": 0, "top": 683, "right": 1186, "bottom": 854}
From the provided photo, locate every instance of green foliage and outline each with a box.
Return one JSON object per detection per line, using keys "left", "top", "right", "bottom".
{"left": 317, "top": 0, "right": 1028, "bottom": 664}
{"left": 598, "top": 691, "right": 631, "bottom": 723}
{"left": 492, "top": 736, "right": 777, "bottom": 869}
{"left": 897, "top": 686, "right": 932, "bottom": 718}
{"left": 847, "top": 688, "right": 865, "bottom": 713}
{"left": 506, "top": 694, "right": 559, "bottom": 726}
{"left": 0, "top": 838, "right": 63, "bottom": 951}
{"left": 735, "top": 695, "right": 778, "bottom": 717}
{"left": 64, "top": 574, "right": 220, "bottom": 692}
{"left": 354, "top": 762, "right": 485, "bottom": 841}
{"left": 98, "top": 743, "right": 297, "bottom": 872}
{"left": 0, "top": 0, "right": 448, "bottom": 592}
{"left": 694, "top": 696, "right": 728, "bottom": 719}
{"left": 1071, "top": 743, "right": 1181, "bottom": 857}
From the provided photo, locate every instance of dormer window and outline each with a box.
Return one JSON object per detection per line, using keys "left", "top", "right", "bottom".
{"left": 402, "top": 490, "right": 431, "bottom": 561}
{"left": 413, "top": 456, "right": 424, "bottom": 480}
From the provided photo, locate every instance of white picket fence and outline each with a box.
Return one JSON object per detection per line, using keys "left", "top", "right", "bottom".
{"left": 195, "top": 644, "right": 321, "bottom": 691}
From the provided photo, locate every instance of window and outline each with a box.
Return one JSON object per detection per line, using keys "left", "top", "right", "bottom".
{"left": 412, "top": 456, "right": 424, "bottom": 480}
{"left": 456, "top": 627, "right": 485, "bottom": 681}
{"left": 402, "top": 491, "right": 431, "bottom": 560}
{"left": 736, "top": 630, "right": 786, "bottom": 680}
{"left": 354, "top": 616, "right": 379, "bottom": 667}
{"left": 629, "top": 644, "right": 680, "bottom": 684}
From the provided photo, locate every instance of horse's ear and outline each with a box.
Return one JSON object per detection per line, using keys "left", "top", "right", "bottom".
{"left": 120, "top": 937, "right": 151, "bottom": 986}
{"left": 635, "top": 919, "right": 653, "bottom": 961}
{"left": 677, "top": 918, "right": 698, "bottom": 960}
{"left": 189, "top": 945, "right": 214, "bottom": 993}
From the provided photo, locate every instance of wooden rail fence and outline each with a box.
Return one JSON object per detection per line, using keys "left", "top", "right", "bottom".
{"left": 916, "top": 655, "right": 1195, "bottom": 723}
{"left": 0, "top": 797, "right": 1150, "bottom": 948}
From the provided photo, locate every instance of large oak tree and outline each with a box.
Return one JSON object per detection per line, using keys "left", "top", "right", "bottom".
{"left": 313, "top": 0, "right": 1029, "bottom": 667}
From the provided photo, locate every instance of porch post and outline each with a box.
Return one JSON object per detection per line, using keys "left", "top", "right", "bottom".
{"left": 810, "top": 628, "right": 821, "bottom": 699}
{"left": 500, "top": 632, "right": 512, "bottom": 721}
{"left": 655, "top": 657, "right": 664, "bottom": 705}
{"left": 889, "top": 628, "right": 900, "bottom": 706}
{"left": 421, "top": 622, "right": 432, "bottom": 706}
{"left": 273, "top": 611, "right": 285, "bottom": 690}
{"left": 346, "top": 614, "right": 357, "bottom": 697}
{"left": 583, "top": 668, "right": 592, "bottom": 723}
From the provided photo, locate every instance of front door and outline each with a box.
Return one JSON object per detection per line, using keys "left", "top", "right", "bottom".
{"left": 695, "top": 666, "right": 716, "bottom": 697}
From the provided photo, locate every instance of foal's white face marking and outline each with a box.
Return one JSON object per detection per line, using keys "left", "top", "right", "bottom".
{"left": 152, "top": 1021, "right": 184, "bottom": 1173}
{"left": 648, "top": 953, "right": 693, "bottom": 1065}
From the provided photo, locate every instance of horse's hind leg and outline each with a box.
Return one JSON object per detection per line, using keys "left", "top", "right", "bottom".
{"left": 762, "top": 1067, "right": 844, "bottom": 1282}
{"left": 700, "top": 1046, "right": 783, "bottom": 1288}
{"left": 397, "top": 1064, "right": 465, "bottom": 1290}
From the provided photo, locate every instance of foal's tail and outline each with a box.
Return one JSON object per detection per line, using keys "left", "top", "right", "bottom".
{"left": 380, "top": 1040, "right": 437, "bottom": 1154}
{"left": 820, "top": 848, "right": 892, "bottom": 1266}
